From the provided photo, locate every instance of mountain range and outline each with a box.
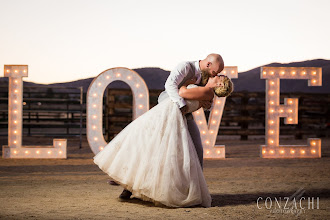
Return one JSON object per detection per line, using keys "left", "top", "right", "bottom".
{"left": 1, "top": 59, "right": 329, "bottom": 93}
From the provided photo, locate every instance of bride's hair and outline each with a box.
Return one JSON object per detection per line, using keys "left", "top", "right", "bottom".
{"left": 213, "top": 76, "right": 234, "bottom": 97}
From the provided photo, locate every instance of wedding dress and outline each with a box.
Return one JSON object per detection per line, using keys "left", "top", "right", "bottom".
{"left": 93, "top": 85, "right": 212, "bottom": 208}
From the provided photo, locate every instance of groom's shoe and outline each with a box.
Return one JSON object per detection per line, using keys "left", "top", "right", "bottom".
{"left": 119, "top": 189, "right": 132, "bottom": 200}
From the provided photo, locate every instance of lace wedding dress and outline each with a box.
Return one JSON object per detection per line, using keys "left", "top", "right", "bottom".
{"left": 93, "top": 85, "right": 212, "bottom": 208}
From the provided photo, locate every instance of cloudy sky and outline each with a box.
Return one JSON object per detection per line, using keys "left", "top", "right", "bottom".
{"left": 0, "top": 0, "right": 329, "bottom": 84}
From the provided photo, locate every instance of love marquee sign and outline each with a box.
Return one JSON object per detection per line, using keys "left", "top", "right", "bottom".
{"left": 2, "top": 65, "right": 322, "bottom": 159}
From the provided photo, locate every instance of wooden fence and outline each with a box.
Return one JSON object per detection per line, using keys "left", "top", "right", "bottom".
{"left": 105, "top": 89, "right": 330, "bottom": 141}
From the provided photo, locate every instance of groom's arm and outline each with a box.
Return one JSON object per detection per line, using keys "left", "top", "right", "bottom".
{"left": 164, "top": 61, "right": 190, "bottom": 109}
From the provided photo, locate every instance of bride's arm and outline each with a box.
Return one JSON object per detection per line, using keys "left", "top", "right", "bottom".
{"left": 179, "top": 85, "right": 214, "bottom": 101}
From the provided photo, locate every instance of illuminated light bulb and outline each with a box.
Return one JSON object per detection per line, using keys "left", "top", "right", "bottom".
{"left": 270, "top": 81, "right": 275, "bottom": 85}
{"left": 291, "top": 149, "right": 295, "bottom": 154}
{"left": 14, "top": 70, "right": 18, "bottom": 73}
{"left": 269, "top": 91, "right": 275, "bottom": 95}
{"left": 312, "top": 79, "right": 317, "bottom": 84}
{"left": 288, "top": 118, "right": 293, "bottom": 122}
{"left": 214, "top": 111, "right": 218, "bottom": 114}
{"left": 280, "top": 150, "right": 285, "bottom": 154}
{"left": 288, "top": 100, "right": 293, "bottom": 104}
{"left": 212, "top": 120, "right": 216, "bottom": 124}
{"left": 231, "top": 70, "right": 234, "bottom": 74}
{"left": 36, "top": 150, "right": 40, "bottom": 154}
{"left": 311, "top": 141, "right": 316, "bottom": 146}
{"left": 279, "top": 109, "right": 283, "bottom": 113}
{"left": 25, "top": 150, "right": 29, "bottom": 154}
{"left": 136, "top": 84, "right": 140, "bottom": 88}
{"left": 127, "top": 76, "right": 132, "bottom": 80}
{"left": 98, "top": 82, "right": 102, "bottom": 86}
{"left": 199, "top": 121, "right": 202, "bottom": 125}
{"left": 14, "top": 80, "right": 18, "bottom": 83}
{"left": 311, "top": 149, "right": 316, "bottom": 154}
{"left": 92, "top": 125, "right": 96, "bottom": 130}
{"left": 196, "top": 111, "right": 200, "bottom": 114}
{"left": 139, "top": 104, "right": 143, "bottom": 109}
{"left": 289, "top": 109, "right": 293, "bottom": 113}
{"left": 99, "top": 146, "right": 104, "bottom": 150}
{"left": 202, "top": 131, "right": 206, "bottom": 134}
{"left": 93, "top": 104, "right": 97, "bottom": 108}
{"left": 23, "top": 70, "right": 26, "bottom": 73}
{"left": 217, "top": 100, "right": 221, "bottom": 104}
{"left": 312, "top": 71, "right": 316, "bottom": 75}
{"left": 270, "top": 71, "right": 274, "bottom": 75}
{"left": 14, "top": 120, "right": 17, "bottom": 124}
{"left": 48, "top": 151, "right": 51, "bottom": 154}
{"left": 269, "top": 120, "right": 274, "bottom": 125}
{"left": 301, "top": 71, "right": 306, "bottom": 75}
{"left": 23, "top": 102, "right": 26, "bottom": 105}
{"left": 139, "top": 93, "right": 143, "bottom": 98}
{"left": 93, "top": 115, "right": 97, "bottom": 119}
{"left": 93, "top": 93, "right": 97, "bottom": 97}
{"left": 14, "top": 100, "right": 17, "bottom": 103}
{"left": 262, "top": 150, "right": 266, "bottom": 154}
{"left": 263, "top": 71, "right": 266, "bottom": 75}
{"left": 269, "top": 130, "right": 274, "bottom": 134}
{"left": 206, "top": 150, "right": 210, "bottom": 154}
{"left": 269, "top": 140, "right": 274, "bottom": 144}
{"left": 269, "top": 109, "right": 274, "bottom": 113}
{"left": 205, "top": 140, "right": 210, "bottom": 144}
{"left": 280, "top": 71, "right": 285, "bottom": 75}
{"left": 217, "top": 150, "right": 221, "bottom": 154}
{"left": 59, "top": 143, "right": 62, "bottom": 146}
{"left": 269, "top": 101, "right": 274, "bottom": 105}
{"left": 291, "top": 71, "right": 296, "bottom": 75}
{"left": 301, "top": 150, "right": 305, "bottom": 154}
{"left": 14, "top": 130, "right": 17, "bottom": 134}
{"left": 94, "top": 137, "right": 98, "bottom": 141}
{"left": 116, "top": 73, "right": 121, "bottom": 77}
{"left": 14, "top": 110, "right": 18, "bottom": 114}
{"left": 6, "top": 69, "right": 10, "bottom": 73}
{"left": 270, "top": 150, "right": 274, "bottom": 154}
{"left": 210, "top": 130, "right": 214, "bottom": 134}
{"left": 13, "top": 140, "right": 17, "bottom": 144}
{"left": 13, "top": 150, "right": 17, "bottom": 154}
{"left": 14, "top": 89, "right": 18, "bottom": 93}
{"left": 59, "top": 151, "right": 63, "bottom": 154}
{"left": 106, "top": 76, "right": 110, "bottom": 79}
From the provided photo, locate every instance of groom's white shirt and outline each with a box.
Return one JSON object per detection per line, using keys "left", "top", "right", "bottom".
{"left": 164, "top": 60, "right": 202, "bottom": 108}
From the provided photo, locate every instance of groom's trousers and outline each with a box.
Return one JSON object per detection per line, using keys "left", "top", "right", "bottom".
{"left": 157, "top": 94, "right": 204, "bottom": 169}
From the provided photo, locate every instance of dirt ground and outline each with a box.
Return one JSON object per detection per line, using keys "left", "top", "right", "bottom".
{"left": 0, "top": 136, "right": 329, "bottom": 220}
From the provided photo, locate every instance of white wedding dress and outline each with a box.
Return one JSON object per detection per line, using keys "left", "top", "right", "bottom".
{"left": 93, "top": 85, "right": 212, "bottom": 208}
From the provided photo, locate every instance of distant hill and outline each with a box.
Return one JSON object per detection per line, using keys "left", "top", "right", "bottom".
{"left": 1, "top": 59, "right": 329, "bottom": 93}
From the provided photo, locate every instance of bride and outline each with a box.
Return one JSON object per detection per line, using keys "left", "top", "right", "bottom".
{"left": 93, "top": 75, "right": 233, "bottom": 208}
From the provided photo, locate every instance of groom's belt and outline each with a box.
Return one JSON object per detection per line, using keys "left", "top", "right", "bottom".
{"left": 186, "top": 113, "right": 193, "bottom": 120}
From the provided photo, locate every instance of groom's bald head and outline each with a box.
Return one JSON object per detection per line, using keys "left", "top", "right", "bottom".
{"left": 201, "top": 53, "right": 224, "bottom": 77}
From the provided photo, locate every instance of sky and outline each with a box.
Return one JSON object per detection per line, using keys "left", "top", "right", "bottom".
{"left": 0, "top": 0, "right": 329, "bottom": 84}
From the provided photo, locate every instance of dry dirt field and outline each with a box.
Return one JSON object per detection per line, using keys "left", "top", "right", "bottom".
{"left": 0, "top": 137, "right": 329, "bottom": 220}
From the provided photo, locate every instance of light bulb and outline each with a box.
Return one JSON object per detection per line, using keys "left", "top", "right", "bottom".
{"left": 94, "top": 137, "right": 98, "bottom": 141}
{"left": 199, "top": 121, "right": 202, "bottom": 124}
{"left": 92, "top": 125, "right": 96, "bottom": 130}
{"left": 288, "top": 118, "right": 293, "bottom": 122}
{"left": 196, "top": 111, "right": 200, "bottom": 114}
{"left": 262, "top": 150, "right": 266, "bottom": 154}
{"left": 14, "top": 70, "right": 18, "bottom": 73}
{"left": 269, "top": 130, "right": 274, "bottom": 134}
{"left": 311, "top": 149, "right": 316, "bottom": 154}
{"left": 14, "top": 130, "right": 17, "bottom": 134}
{"left": 311, "top": 141, "right": 316, "bottom": 146}
{"left": 289, "top": 109, "right": 293, "bottom": 113}
{"left": 301, "top": 150, "right": 305, "bottom": 154}
{"left": 231, "top": 70, "right": 234, "bottom": 73}
{"left": 93, "top": 104, "right": 96, "bottom": 108}
{"left": 139, "top": 104, "right": 143, "bottom": 109}
{"left": 98, "top": 83, "right": 101, "bottom": 86}
{"left": 93, "top": 115, "right": 97, "bottom": 119}
{"left": 106, "top": 76, "right": 110, "bottom": 79}
{"left": 13, "top": 140, "right": 17, "bottom": 144}
{"left": 217, "top": 150, "right": 221, "bottom": 154}
{"left": 13, "top": 150, "right": 17, "bottom": 154}
{"left": 14, "top": 110, "right": 17, "bottom": 114}
{"left": 312, "top": 72, "right": 316, "bottom": 75}
{"left": 263, "top": 71, "right": 266, "bottom": 75}
{"left": 212, "top": 120, "right": 216, "bottom": 124}
{"left": 270, "top": 81, "right": 275, "bottom": 85}
{"left": 136, "top": 84, "right": 140, "bottom": 88}
{"left": 288, "top": 100, "right": 293, "bottom": 104}
{"left": 280, "top": 150, "right": 284, "bottom": 154}
{"left": 59, "top": 151, "right": 63, "bottom": 154}
{"left": 93, "top": 93, "right": 97, "bottom": 97}
{"left": 116, "top": 73, "right": 121, "bottom": 77}
{"left": 269, "top": 140, "right": 274, "bottom": 144}
{"left": 280, "top": 109, "right": 283, "bottom": 113}
{"left": 14, "top": 120, "right": 17, "bottom": 124}
{"left": 36, "top": 150, "right": 40, "bottom": 154}
{"left": 291, "top": 149, "right": 295, "bottom": 154}
{"left": 206, "top": 150, "right": 210, "bottom": 154}
{"left": 270, "top": 71, "right": 274, "bottom": 75}
{"left": 6, "top": 69, "right": 10, "bottom": 73}
{"left": 302, "top": 71, "right": 306, "bottom": 75}
{"left": 23, "top": 70, "right": 26, "bottom": 73}
{"left": 269, "top": 91, "right": 275, "bottom": 95}
{"left": 217, "top": 101, "right": 221, "bottom": 104}
{"left": 139, "top": 94, "right": 143, "bottom": 98}
{"left": 14, "top": 89, "right": 18, "bottom": 93}
{"left": 280, "top": 71, "right": 285, "bottom": 75}
{"left": 291, "top": 71, "right": 296, "bottom": 75}
{"left": 25, "top": 150, "right": 29, "bottom": 154}
{"left": 205, "top": 140, "right": 210, "bottom": 144}
{"left": 269, "top": 109, "right": 274, "bottom": 113}
{"left": 210, "top": 130, "right": 214, "bottom": 134}
{"left": 59, "top": 143, "right": 62, "bottom": 146}
{"left": 312, "top": 79, "right": 317, "bottom": 84}
{"left": 202, "top": 131, "right": 206, "bottom": 134}
{"left": 270, "top": 150, "right": 274, "bottom": 154}
{"left": 223, "top": 71, "right": 226, "bottom": 74}
{"left": 127, "top": 76, "right": 131, "bottom": 80}
{"left": 269, "top": 120, "right": 274, "bottom": 125}
{"left": 48, "top": 151, "right": 51, "bottom": 154}
{"left": 270, "top": 101, "right": 274, "bottom": 105}
{"left": 214, "top": 111, "right": 218, "bottom": 114}
{"left": 14, "top": 80, "right": 18, "bottom": 83}
{"left": 99, "top": 146, "right": 104, "bottom": 150}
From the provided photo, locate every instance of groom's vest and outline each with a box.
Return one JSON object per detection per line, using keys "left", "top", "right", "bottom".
{"left": 158, "top": 61, "right": 197, "bottom": 104}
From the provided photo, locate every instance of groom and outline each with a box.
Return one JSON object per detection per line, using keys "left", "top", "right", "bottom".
{"left": 119, "top": 53, "right": 224, "bottom": 200}
{"left": 158, "top": 53, "right": 224, "bottom": 168}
